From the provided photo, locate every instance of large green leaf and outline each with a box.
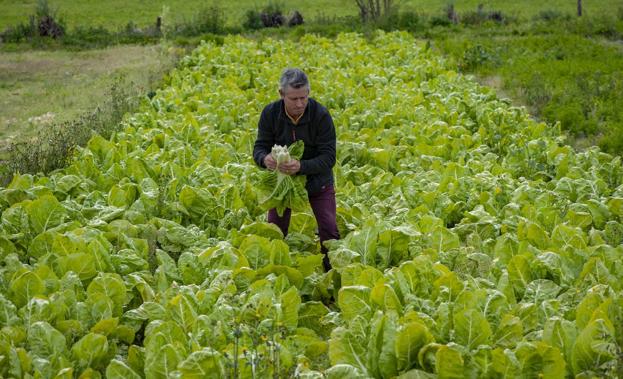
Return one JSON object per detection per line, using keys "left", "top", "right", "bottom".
{"left": 515, "top": 342, "right": 566, "bottom": 379}
{"left": 543, "top": 317, "right": 577, "bottom": 370}
{"left": 376, "top": 228, "right": 411, "bottom": 269}
{"left": 57, "top": 253, "right": 97, "bottom": 281}
{"left": 522, "top": 279, "right": 561, "bottom": 304}
{"left": 366, "top": 312, "right": 398, "bottom": 379}
{"left": 0, "top": 294, "right": 19, "bottom": 326}
{"left": 571, "top": 318, "right": 617, "bottom": 374}
{"left": 86, "top": 273, "right": 127, "bottom": 317}
{"left": 325, "top": 364, "right": 371, "bottom": 379}
{"left": 338, "top": 286, "right": 373, "bottom": 322}
{"left": 105, "top": 359, "right": 142, "bottom": 379}
{"left": 9, "top": 269, "right": 46, "bottom": 308}
{"left": 27, "top": 321, "right": 67, "bottom": 358}
{"left": 298, "top": 302, "right": 331, "bottom": 337}
{"left": 371, "top": 282, "right": 402, "bottom": 314}
{"left": 435, "top": 344, "right": 464, "bottom": 379}
{"left": 26, "top": 195, "right": 67, "bottom": 235}
{"left": 167, "top": 293, "right": 198, "bottom": 333}
{"left": 490, "top": 348, "right": 519, "bottom": 378}
{"left": 239, "top": 234, "right": 272, "bottom": 269}
{"left": 279, "top": 286, "right": 301, "bottom": 330}
{"left": 328, "top": 327, "right": 370, "bottom": 377}
{"left": 179, "top": 185, "right": 223, "bottom": 225}
{"left": 507, "top": 255, "right": 532, "bottom": 300}
{"left": 144, "top": 343, "right": 183, "bottom": 379}
{"left": 492, "top": 314, "right": 523, "bottom": 348}
{"left": 346, "top": 225, "right": 379, "bottom": 266}
{"left": 551, "top": 224, "right": 587, "bottom": 250}
{"left": 70, "top": 332, "right": 109, "bottom": 369}
{"left": 430, "top": 226, "right": 460, "bottom": 252}
{"left": 453, "top": 309, "right": 492, "bottom": 350}
{"left": 177, "top": 348, "right": 225, "bottom": 379}
{"left": 395, "top": 322, "right": 433, "bottom": 372}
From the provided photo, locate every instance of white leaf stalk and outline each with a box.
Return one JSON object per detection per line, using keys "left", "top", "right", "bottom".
{"left": 272, "top": 144, "right": 292, "bottom": 172}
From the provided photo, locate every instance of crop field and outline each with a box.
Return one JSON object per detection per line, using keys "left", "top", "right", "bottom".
{"left": 1, "top": 31, "right": 623, "bottom": 378}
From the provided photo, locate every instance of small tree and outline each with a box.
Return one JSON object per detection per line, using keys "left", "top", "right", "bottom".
{"left": 354, "top": 0, "right": 394, "bottom": 23}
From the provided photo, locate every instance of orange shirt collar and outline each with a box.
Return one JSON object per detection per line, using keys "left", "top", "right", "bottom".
{"left": 285, "top": 105, "right": 304, "bottom": 125}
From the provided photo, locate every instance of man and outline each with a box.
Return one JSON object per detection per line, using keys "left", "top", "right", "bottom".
{"left": 253, "top": 68, "right": 339, "bottom": 271}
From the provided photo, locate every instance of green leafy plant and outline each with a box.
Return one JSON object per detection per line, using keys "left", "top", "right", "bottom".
{"left": 256, "top": 141, "right": 308, "bottom": 216}
{"left": 1, "top": 31, "right": 623, "bottom": 378}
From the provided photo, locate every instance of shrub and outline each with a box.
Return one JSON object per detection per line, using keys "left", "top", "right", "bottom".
{"left": 63, "top": 26, "right": 114, "bottom": 47}
{"left": 590, "top": 17, "right": 621, "bottom": 39}
{"left": 288, "top": 11, "right": 304, "bottom": 27}
{"left": 543, "top": 101, "right": 594, "bottom": 136}
{"left": 0, "top": 17, "right": 36, "bottom": 42}
{"left": 397, "top": 10, "right": 425, "bottom": 31}
{"left": 533, "top": 9, "right": 572, "bottom": 22}
{"left": 376, "top": 9, "right": 425, "bottom": 32}
{"left": 185, "top": 5, "right": 226, "bottom": 35}
{"left": 461, "top": 5, "right": 509, "bottom": 25}
{"left": 242, "top": 1, "right": 305, "bottom": 30}
{"left": 1, "top": 0, "right": 65, "bottom": 42}
{"left": 599, "top": 122, "right": 623, "bottom": 153}
{"left": 430, "top": 15, "right": 452, "bottom": 27}
{"left": 35, "top": 0, "right": 65, "bottom": 37}
{"left": 243, "top": 9, "right": 264, "bottom": 30}
{"left": 259, "top": 1, "right": 285, "bottom": 27}
{"left": 460, "top": 44, "right": 500, "bottom": 70}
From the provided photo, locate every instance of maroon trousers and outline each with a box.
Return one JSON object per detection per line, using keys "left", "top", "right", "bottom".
{"left": 268, "top": 185, "right": 339, "bottom": 271}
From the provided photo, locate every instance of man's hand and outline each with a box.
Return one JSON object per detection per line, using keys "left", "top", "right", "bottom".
{"left": 264, "top": 154, "right": 277, "bottom": 170}
{"left": 278, "top": 159, "right": 301, "bottom": 176}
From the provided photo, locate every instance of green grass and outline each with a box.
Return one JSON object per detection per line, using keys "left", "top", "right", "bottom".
{"left": 403, "top": 0, "right": 620, "bottom": 18}
{"left": 434, "top": 30, "right": 623, "bottom": 153}
{"left": 0, "top": 44, "right": 180, "bottom": 151}
{"left": 0, "top": 0, "right": 355, "bottom": 30}
{"left": 1, "top": 0, "right": 621, "bottom": 31}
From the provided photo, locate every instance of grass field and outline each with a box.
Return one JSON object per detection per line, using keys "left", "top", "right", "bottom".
{"left": 0, "top": 0, "right": 620, "bottom": 31}
{"left": 0, "top": 0, "right": 354, "bottom": 30}
{"left": 0, "top": 44, "right": 178, "bottom": 150}
{"left": 404, "top": 0, "right": 621, "bottom": 17}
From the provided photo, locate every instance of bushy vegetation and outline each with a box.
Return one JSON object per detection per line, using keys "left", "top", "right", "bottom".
{"left": 436, "top": 31, "right": 623, "bottom": 154}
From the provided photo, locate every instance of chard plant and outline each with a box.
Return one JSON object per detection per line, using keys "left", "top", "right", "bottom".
{"left": 0, "top": 31, "right": 622, "bottom": 379}
{"left": 256, "top": 140, "right": 308, "bottom": 216}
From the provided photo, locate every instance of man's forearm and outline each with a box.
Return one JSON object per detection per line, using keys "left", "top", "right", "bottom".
{"left": 299, "top": 151, "right": 336, "bottom": 175}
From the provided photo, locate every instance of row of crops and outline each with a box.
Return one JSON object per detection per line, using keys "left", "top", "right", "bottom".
{"left": 1, "top": 31, "right": 623, "bottom": 378}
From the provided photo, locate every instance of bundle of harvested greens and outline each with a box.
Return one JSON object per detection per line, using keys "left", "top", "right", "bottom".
{"left": 257, "top": 140, "right": 308, "bottom": 216}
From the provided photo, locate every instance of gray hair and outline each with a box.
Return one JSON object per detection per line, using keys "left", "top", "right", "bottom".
{"left": 279, "top": 68, "right": 310, "bottom": 92}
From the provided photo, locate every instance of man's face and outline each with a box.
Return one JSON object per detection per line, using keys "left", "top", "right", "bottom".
{"left": 280, "top": 85, "right": 309, "bottom": 118}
